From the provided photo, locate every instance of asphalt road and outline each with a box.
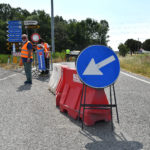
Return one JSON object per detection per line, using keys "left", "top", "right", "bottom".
{"left": 0, "top": 64, "right": 149, "bottom": 150}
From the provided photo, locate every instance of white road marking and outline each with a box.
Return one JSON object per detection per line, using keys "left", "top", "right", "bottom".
{"left": 0, "top": 74, "right": 17, "bottom": 81}
{"left": 121, "top": 71, "right": 150, "bottom": 85}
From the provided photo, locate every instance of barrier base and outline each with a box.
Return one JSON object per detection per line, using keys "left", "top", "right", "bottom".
{"left": 79, "top": 84, "right": 119, "bottom": 130}
{"left": 83, "top": 111, "right": 111, "bottom": 126}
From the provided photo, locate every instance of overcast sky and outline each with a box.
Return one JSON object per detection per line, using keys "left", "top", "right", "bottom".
{"left": 1, "top": 0, "right": 150, "bottom": 51}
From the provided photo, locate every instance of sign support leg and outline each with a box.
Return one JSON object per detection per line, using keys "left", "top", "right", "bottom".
{"left": 78, "top": 84, "right": 85, "bottom": 121}
{"left": 110, "top": 85, "right": 114, "bottom": 130}
{"left": 82, "top": 85, "right": 87, "bottom": 130}
{"left": 112, "top": 84, "right": 119, "bottom": 123}
{"left": 78, "top": 84, "right": 119, "bottom": 131}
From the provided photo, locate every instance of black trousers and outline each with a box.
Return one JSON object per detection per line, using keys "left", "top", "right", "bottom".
{"left": 66, "top": 54, "right": 70, "bottom": 62}
{"left": 45, "top": 58, "right": 49, "bottom": 72}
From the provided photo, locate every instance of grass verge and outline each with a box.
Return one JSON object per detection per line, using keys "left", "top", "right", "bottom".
{"left": 0, "top": 54, "right": 10, "bottom": 64}
{"left": 119, "top": 54, "right": 150, "bottom": 78}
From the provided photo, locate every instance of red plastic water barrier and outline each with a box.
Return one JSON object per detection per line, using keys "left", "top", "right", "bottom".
{"left": 56, "top": 66, "right": 111, "bottom": 126}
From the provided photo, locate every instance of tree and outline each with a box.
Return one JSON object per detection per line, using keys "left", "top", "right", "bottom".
{"left": 125, "top": 39, "right": 142, "bottom": 55}
{"left": 54, "top": 16, "right": 68, "bottom": 51}
{"left": 118, "top": 43, "right": 129, "bottom": 57}
{"left": 97, "top": 20, "right": 109, "bottom": 45}
{"left": 0, "top": 3, "right": 110, "bottom": 53}
{"left": 142, "top": 39, "right": 150, "bottom": 51}
{"left": 0, "top": 19, "right": 7, "bottom": 53}
{"left": 0, "top": 4, "right": 12, "bottom": 21}
{"left": 66, "top": 18, "right": 109, "bottom": 50}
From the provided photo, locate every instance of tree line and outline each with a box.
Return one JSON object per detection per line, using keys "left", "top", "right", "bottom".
{"left": 0, "top": 3, "right": 109, "bottom": 54}
{"left": 1, "top": 3, "right": 150, "bottom": 56}
{"left": 118, "top": 38, "right": 150, "bottom": 56}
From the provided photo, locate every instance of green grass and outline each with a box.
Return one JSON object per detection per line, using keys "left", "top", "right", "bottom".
{"left": 51, "top": 51, "right": 76, "bottom": 62}
{"left": 119, "top": 54, "right": 150, "bottom": 78}
{"left": 0, "top": 51, "right": 68, "bottom": 65}
{"left": 0, "top": 54, "right": 10, "bottom": 64}
{"left": 1, "top": 53, "right": 150, "bottom": 78}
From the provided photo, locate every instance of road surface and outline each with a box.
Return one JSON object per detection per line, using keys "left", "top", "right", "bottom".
{"left": 0, "top": 64, "right": 149, "bottom": 150}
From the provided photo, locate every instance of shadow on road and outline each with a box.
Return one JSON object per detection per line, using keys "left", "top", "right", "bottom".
{"left": 17, "top": 84, "right": 31, "bottom": 92}
{"left": 85, "top": 141, "right": 143, "bottom": 150}
{"left": 33, "top": 74, "right": 50, "bottom": 83}
{"left": 60, "top": 112, "right": 143, "bottom": 150}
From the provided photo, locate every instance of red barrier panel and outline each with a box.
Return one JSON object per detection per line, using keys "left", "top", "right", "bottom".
{"left": 80, "top": 87, "right": 111, "bottom": 126}
{"left": 56, "top": 66, "right": 111, "bottom": 126}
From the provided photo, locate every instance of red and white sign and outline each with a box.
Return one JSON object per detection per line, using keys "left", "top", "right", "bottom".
{"left": 31, "top": 33, "right": 40, "bottom": 43}
{"left": 13, "top": 52, "right": 21, "bottom": 56}
{"left": 39, "top": 52, "right": 43, "bottom": 55}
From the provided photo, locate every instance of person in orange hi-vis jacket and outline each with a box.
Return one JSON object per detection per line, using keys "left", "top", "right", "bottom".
{"left": 21, "top": 34, "right": 33, "bottom": 84}
{"left": 37, "top": 38, "right": 50, "bottom": 74}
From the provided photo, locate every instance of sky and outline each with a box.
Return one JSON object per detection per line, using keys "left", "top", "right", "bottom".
{"left": 1, "top": 0, "right": 150, "bottom": 51}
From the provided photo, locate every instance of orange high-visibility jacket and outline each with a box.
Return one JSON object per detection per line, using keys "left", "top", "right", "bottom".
{"left": 37, "top": 44, "right": 48, "bottom": 53}
{"left": 36, "top": 45, "right": 42, "bottom": 50}
{"left": 44, "top": 43, "right": 49, "bottom": 52}
{"left": 21, "top": 41, "right": 33, "bottom": 59}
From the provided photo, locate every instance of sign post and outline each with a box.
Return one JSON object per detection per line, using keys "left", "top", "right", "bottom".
{"left": 76, "top": 45, "right": 120, "bottom": 130}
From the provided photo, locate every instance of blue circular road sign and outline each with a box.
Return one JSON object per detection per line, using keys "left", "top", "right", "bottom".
{"left": 76, "top": 45, "right": 120, "bottom": 88}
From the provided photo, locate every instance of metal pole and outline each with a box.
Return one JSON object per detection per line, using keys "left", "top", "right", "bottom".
{"left": 82, "top": 85, "right": 87, "bottom": 130}
{"left": 112, "top": 84, "right": 119, "bottom": 124}
{"left": 78, "top": 84, "right": 85, "bottom": 121}
{"left": 110, "top": 85, "right": 114, "bottom": 130}
{"left": 51, "top": 0, "right": 55, "bottom": 53}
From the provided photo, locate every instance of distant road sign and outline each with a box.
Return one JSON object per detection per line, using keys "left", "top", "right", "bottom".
{"left": 8, "top": 38, "right": 22, "bottom": 42}
{"left": 8, "top": 21, "right": 21, "bottom": 25}
{"left": 8, "top": 25, "right": 22, "bottom": 29}
{"left": 25, "top": 25, "right": 40, "bottom": 29}
{"left": 31, "top": 33, "right": 40, "bottom": 43}
{"left": 7, "top": 20, "right": 22, "bottom": 43}
{"left": 7, "top": 30, "right": 22, "bottom": 34}
{"left": 24, "top": 20, "right": 38, "bottom": 25}
{"left": 13, "top": 52, "right": 21, "bottom": 56}
{"left": 7, "top": 34, "right": 22, "bottom": 38}
{"left": 76, "top": 45, "right": 120, "bottom": 88}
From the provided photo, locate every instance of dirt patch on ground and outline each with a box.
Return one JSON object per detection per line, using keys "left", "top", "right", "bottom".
{"left": 0, "top": 63, "right": 23, "bottom": 70}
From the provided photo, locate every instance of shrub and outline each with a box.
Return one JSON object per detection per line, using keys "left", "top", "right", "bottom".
{"left": 60, "top": 51, "right": 66, "bottom": 60}
{"left": 52, "top": 52, "right": 60, "bottom": 59}
{"left": 118, "top": 43, "right": 129, "bottom": 57}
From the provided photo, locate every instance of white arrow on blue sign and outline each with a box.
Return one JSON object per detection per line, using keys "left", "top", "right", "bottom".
{"left": 8, "top": 21, "right": 22, "bottom": 25}
{"left": 8, "top": 38, "right": 22, "bottom": 42}
{"left": 7, "top": 30, "right": 22, "bottom": 34}
{"left": 7, "top": 34, "right": 22, "bottom": 38}
{"left": 76, "top": 45, "right": 120, "bottom": 88}
{"left": 8, "top": 25, "right": 22, "bottom": 29}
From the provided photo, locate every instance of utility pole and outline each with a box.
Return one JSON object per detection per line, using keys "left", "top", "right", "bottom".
{"left": 51, "top": 0, "right": 55, "bottom": 53}
{"left": 138, "top": 38, "right": 140, "bottom": 51}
